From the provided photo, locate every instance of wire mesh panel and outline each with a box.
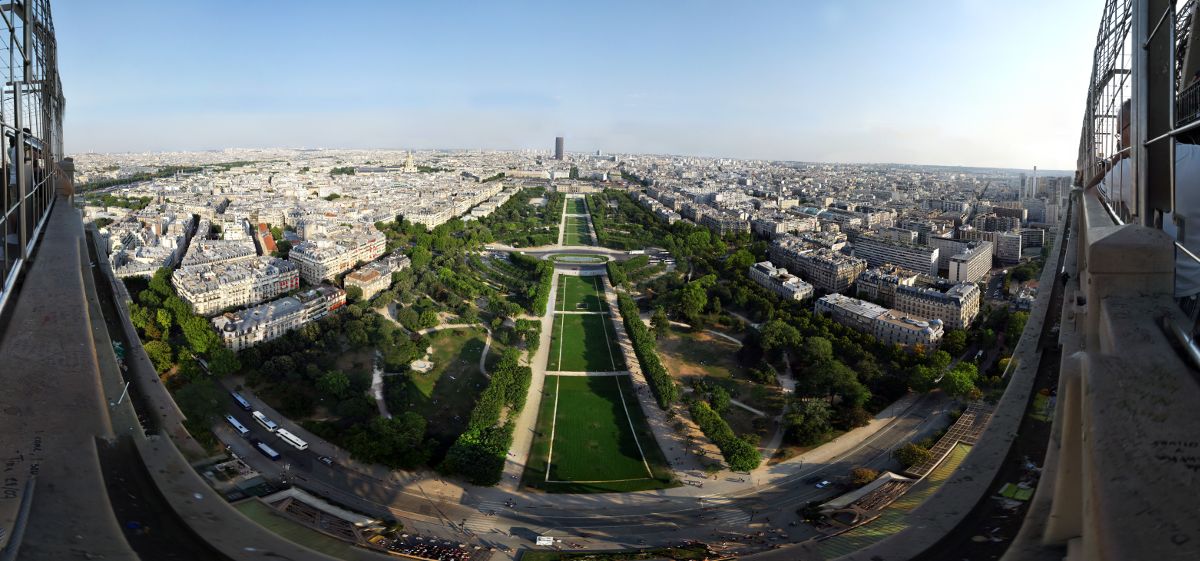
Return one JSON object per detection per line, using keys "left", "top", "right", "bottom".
{"left": 1077, "top": 0, "right": 1136, "bottom": 222}
{"left": 0, "top": 0, "right": 64, "bottom": 315}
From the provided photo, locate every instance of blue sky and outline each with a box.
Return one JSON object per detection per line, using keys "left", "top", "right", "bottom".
{"left": 57, "top": 0, "right": 1096, "bottom": 168}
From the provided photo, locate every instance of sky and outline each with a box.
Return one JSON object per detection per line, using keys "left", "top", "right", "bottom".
{"left": 56, "top": 0, "right": 1097, "bottom": 169}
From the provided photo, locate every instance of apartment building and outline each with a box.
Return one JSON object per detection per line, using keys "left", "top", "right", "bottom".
{"left": 852, "top": 233, "right": 939, "bottom": 277}
{"left": 961, "top": 228, "right": 1023, "bottom": 263}
{"left": 288, "top": 229, "right": 386, "bottom": 284}
{"left": 815, "top": 293, "right": 944, "bottom": 349}
{"left": 855, "top": 265, "right": 919, "bottom": 307}
{"left": 212, "top": 285, "right": 346, "bottom": 351}
{"left": 769, "top": 236, "right": 867, "bottom": 293}
{"left": 894, "top": 281, "right": 980, "bottom": 330}
{"left": 173, "top": 256, "right": 300, "bottom": 316}
{"left": 947, "top": 241, "right": 993, "bottom": 284}
{"left": 343, "top": 251, "right": 412, "bottom": 301}
{"left": 700, "top": 212, "right": 750, "bottom": 236}
{"left": 748, "top": 261, "right": 814, "bottom": 302}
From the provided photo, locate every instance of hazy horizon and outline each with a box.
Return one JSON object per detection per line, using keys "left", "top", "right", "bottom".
{"left": 57, "top": 0, "right": 1095, "bottom": 169}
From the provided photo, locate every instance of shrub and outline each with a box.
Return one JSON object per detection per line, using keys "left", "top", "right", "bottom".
{"left": 442, "top": 349, "right": 532, "bottom": 484}
{"left": 689, "top": 401, "right": 761, "bottom": 471}
{"left": 616, "top": 294, "right": 678, "bottom": 408}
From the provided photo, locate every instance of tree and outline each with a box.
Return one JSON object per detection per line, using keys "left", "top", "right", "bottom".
{"left": 273, "top": 239, "right": 292, "bottom": 258}
{"left": 181, "top": 315, "right": 218, "bottom": 355}
{"left": 409, "top": 245, "right": 432, "bottom": 270}
{"left": 418, "top": 310, "right": 439, "bottom": 329}
{"left": 726, "top": 248, "right": 756, "bottom": 274}
{"left": 1007, "top": 311, "right": 1030, "bottom": 342}
{"left": 803, "top": 337, "right": 835, "bottom": 365}
{"left": 678, "top": 281, "right": 708, "bottom": 323}
{"left": 710, "top": 386, "right": 731, "bottom": 413}
{"left": 345, "top": 285, "right": 364, "bottom": 303}
{"left": 144, "top": 340, "right": 174, "bottom": 373}
{"left": 850, "top": 467, "right": 879, "bottom": 487}
{"left": 138, "top": 290, "right": 162, "bottom": 309}
{"left": 207, "top": 347, "right": 240, "bottom": 377}
{"left": 156, "top": 308, "right": 173, "bottom": 331}
{"left": 940, "top": 362, "right": 979, "bottom": 399}
{"left": 149, "top": 267, "right": 173, "bottom": 297}
{"left": 760, "top": 320, "right": 802, "bottom": 356}
{"left": 894, "top": 442, "right": 932, "bottom": 468}
{"left": 130, "top": 303, "right": 151, "bottom": 330}
{"left": 651, "top": 307, "right": 669, "bottom": 340}
{"left": 317, "top": 370, "right": 352, "bottom": 400}
{"left": 942, "top": 329, "right": 967, "bottom": 356}
{"left": 174, "top": 379, "right": 224, "bottom": 425}
{"left": 907, "top": 365, "right": 939, "bottom": 392}
{"left": 784, "top": 399, "right": 832, "bottom": 445}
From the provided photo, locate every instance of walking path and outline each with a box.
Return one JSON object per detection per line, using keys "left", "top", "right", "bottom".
{"left": 729, "top": 398, "right": 767, "bottom": 417}
{"left": 500, "top": 273, "right": 559, "bottom": 490}
{"left": 371, "top": 351, "right": 391, "bottom": 419}
{"left": 545, "top": 370, "right": 631, "bottom": 377}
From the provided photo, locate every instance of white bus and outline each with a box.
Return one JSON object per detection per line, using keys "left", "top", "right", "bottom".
{"left": 275, "top": 428, "right": 309, "bottom": 451}
{"left": 252, "top": 410, "right": 278, "bottom": 432}
{"left": 252, "top": 439, "right": 281, "bottom": 461}
{"left": 224, "top": 414, "right": 250, "bottom": 438}
{"left": 231, "top": 391, "right": 252, "bottom": 411}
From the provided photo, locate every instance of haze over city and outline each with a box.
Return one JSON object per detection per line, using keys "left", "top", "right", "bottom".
{"left": 58, "top": 0, "right": 1092, "bottom": 169}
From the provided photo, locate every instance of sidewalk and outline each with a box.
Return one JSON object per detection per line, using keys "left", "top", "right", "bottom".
{"left": 600, "top": 275, "right": 709, "bottom": 478}
{"left": 499, "top": 272, "right": 559, "bottom": 490}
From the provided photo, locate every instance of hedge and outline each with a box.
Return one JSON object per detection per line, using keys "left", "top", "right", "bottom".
{"left": 511, "top": 252, "right": 554, "bottom": 316}
{"left": 689, "top": 400, "right": 762, "bottom": 471}
{"left": 616, "top": 294, "right": 678, "bottom": 408}
{"left": 441, "top": 349, "right": 532, "bottom": 485}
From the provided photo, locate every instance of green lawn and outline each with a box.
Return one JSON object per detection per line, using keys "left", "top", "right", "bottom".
{"left": 555, "top": 274, "right": 608, "bottom": 312}
{"left": 235, "top": 500, "right": 388, "bottom": 561}
{"left": 384, "top": 328, "right": 491, "bottom": 459}
{"left": 564, "top": 217, "right": 592, "bottom": 245}
{"left": 567, "top": 198, "right": 588, "bottom": 214}
{"left": 547, "top": 313, "right": 624, "bottom": 372}
{"left": 522, "top": 375, "right": 675, "bottom": 493}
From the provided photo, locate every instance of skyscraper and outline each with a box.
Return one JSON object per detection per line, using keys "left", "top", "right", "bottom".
{"left": 554, "top": 136, "right": 564, "bottom": 160}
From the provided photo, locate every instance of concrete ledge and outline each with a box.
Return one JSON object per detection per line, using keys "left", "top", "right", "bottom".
{"left": 0, "top": 198, "right": 138, "bottom": 561}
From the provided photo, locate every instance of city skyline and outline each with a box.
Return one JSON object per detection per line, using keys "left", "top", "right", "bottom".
{"left": 57, "top": 0, "right": 1095, "bottom": 169}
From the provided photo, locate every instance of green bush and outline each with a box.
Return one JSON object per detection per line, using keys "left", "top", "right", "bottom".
{"left": 442, "top": 349, "right": 532, "bottom": 484}
{"left": 616, "top": 294, "right": 678, "bottom": 408}
{"left": 689, "top": 400, "right": 761, "bottom": 471}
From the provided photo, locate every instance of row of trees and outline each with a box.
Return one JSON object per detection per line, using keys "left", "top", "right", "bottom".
{"left": 586, "top": 190, "right": 672, "bottom": 250}
{"left": 511, "top": 252, "right": 554, "bottom": 315}
{"left": 478, "top": 188, "right": 563, "bottom": 247}
{"left": 441, "top": 349, "right": 532, "bottom": 485}
{"left": 688, "top": 400, "right": 762, "bottom": 471}
{"left": 616, "top": 294, "right": 679, "bottom": 408}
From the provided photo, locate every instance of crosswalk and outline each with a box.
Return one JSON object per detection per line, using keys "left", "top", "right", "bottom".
{"left": 462, "top": 516, "right": 495, "bottom": 533}
{"left": 704, "top": 508, "right": 752, "bottom": 526}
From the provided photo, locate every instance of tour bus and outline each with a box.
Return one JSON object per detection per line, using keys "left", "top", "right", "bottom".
{"left": 275, "top": 428, "right": 309, "bottom": 450}
{"left": 224, "top": 414, "right": 250, "bottom": 438}
{"left": 252, "top": 410, "right": 278, "bottom": 432}
{"left": 251, "top": 439, "right": 281, "bottom": 461}
{"left": 230, "top": 391, "right": 252, "bottom": 411}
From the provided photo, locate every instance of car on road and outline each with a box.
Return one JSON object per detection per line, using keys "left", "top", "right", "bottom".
{"left": 815, "top": 480, "right": 832, "bottom": 489}
{"left": 318, "top": 456, "right": 335, "bottom": 466}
